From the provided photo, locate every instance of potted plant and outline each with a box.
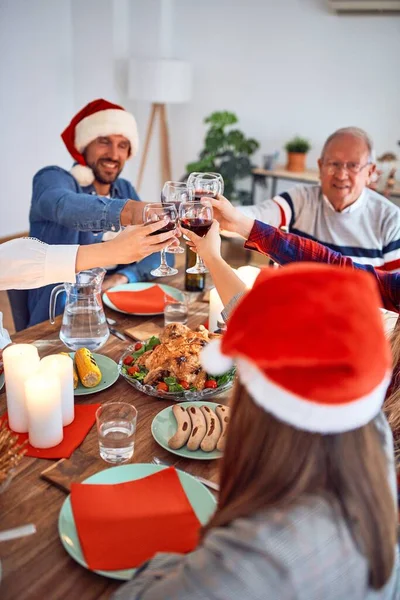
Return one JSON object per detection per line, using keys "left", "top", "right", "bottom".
{"left": 285, "top": 136, "right": 311, "bottom": 172}
{"left": 185, "top": 111, "right": 259, "bottom": 204}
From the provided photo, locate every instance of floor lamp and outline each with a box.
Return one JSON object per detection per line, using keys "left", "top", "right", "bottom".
{"left": 129, "top": 59, "right": 192, "bottom": 192}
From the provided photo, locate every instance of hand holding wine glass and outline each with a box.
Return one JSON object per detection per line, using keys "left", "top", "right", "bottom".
{"left": 181, "top": 219, "right": 222, "bottom": 266}
{"left": 161, "top": 181, "right": 191, "bottom": 254}
{"left": 187, "top": 172, "right": 224, "bottom": 201}
{"left": 142, "top": 203, "right": 178, "bottom": 277}
{"left": 179, "top": 200, "right": 213, "bottom": 274}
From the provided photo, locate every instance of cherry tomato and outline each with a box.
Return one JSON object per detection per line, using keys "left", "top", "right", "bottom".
{"left": 157, "top": 382, "right": 169, "bottom": 392}
{"left": 127, "top": 365, "right": 140, "bottom": 376}
{"left": 134, "top": 342, "right": 143, "bottom": 351}
{"left": 205, "top": 380, "right": 218, "bottom": 389}
{"left": 178, "top": 380, "right": 190, "bottom": 390}
{"left": 123, "top": 355, "right": 134, "bottom": 366}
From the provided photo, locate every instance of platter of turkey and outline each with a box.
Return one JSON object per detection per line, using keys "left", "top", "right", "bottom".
{"left": 118, "top": 323, "right": 235, "bottom": 401}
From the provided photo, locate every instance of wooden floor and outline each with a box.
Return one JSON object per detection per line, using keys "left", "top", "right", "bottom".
{"left": 0, "top": 238, "right": 266, "bottom": 336}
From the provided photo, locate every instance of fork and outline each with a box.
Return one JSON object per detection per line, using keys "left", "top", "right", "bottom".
{"left": 152, "top": 457, "right": 219, "bottom": 492}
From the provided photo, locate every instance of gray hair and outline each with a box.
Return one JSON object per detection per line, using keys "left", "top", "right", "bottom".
{"left": 321, "top": 127, "right": 376, "bottom": 163}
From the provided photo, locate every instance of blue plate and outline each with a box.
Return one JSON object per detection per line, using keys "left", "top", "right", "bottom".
{"left": 102, "top": 282, "right": 184, "bottom": 316}
{"left": 58, "top": 463, "right": 216, "bottom": 580}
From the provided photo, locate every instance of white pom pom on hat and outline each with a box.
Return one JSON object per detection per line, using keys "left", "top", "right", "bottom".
{"left": 70, "top": 164, "right": 95, "bottom": 186}
{"left": 200, "top": 339, "right": 234, "bottom": 375}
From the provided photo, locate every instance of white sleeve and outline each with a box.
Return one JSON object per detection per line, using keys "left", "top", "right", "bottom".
{"left": 0, "top": 238, "right": 78, "bottom": 291}
{"left": 238, "top": 192, "right": 295, "bottom": 228}
{"left": 0, "top": 311, "right": 12, "bottom": 350}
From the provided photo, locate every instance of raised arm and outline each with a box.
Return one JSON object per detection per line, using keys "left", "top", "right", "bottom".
{"left": 245, "top": 220, "right": 400, "bottom": 313}
{"left": 0, "top": 221, "right": 176, "bottom": 291}
{"left": 31, "top": 167, "right": 140, "bottom": 231}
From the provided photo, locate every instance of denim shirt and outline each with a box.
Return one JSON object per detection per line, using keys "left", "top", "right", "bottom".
{"left": 27, "top": 165, "right": 172, "bottom": 326}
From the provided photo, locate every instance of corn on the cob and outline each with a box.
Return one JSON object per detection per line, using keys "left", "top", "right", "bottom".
{"left": 75, "top": 348, "right": 102, "bottom": 388}
{"left": 60, "top": 352, "right": 79, "bottom": 389}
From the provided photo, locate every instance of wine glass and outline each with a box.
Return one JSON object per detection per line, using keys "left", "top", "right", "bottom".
{"left": 179, "top": 200, "right": 213, "bottom": 274}
{"left": 187, "top": 172, "right": 224, "bottom": 198}
{"left": 143, "top": 203, "right": 178, "bottom": 277}
{"left": 161, "top": 181, "right": 191, "bottom": 254}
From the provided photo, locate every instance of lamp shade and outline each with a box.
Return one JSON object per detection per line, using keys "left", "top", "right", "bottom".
{"left": 129, "top": 59, "right": 192, "bottom": 104}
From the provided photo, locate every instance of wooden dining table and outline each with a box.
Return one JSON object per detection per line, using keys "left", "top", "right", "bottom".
{"left": 0, "top": 275, "right": 228, "bottom": 599}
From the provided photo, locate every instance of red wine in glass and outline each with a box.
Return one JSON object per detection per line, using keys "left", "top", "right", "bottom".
{"left": 194, "top": 192, "right": 216, "bottom": 202}
{"left": 180, "top": 218, "right": 213, "bottom": 237}
{"left": 149, "top": 220, "right": 176, "bottom": 236}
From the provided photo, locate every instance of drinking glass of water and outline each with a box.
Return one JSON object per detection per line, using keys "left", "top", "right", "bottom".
{"left": 164, "top": 292, "right": 189, "bottom": 326}
{"left": 96, "top": 402, "right": 137, "bottom": 464}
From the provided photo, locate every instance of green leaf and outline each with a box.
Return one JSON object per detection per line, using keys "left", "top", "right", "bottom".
{"left": 284, "top": 136, "right": 311, "bottom": 153}
{"left": 132, "top": 370, "right": 147, "bottom": 382}
{"left": 163, "top": 376, "right": 184, "bottom": 393}
{"left": 132, "top": 347, "right": 146, "bottom": 359}
{"left": 145, "top": 336, "right": 161, "bottom": 351}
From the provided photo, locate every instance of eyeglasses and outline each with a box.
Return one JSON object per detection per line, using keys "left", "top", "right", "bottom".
{"left": 322, "top": 160, "right": 371, "bottom": 175}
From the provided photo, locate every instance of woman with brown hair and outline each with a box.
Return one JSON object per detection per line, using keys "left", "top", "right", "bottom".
{"left": 114, "top": 264, "right": 399, "bottom": 599}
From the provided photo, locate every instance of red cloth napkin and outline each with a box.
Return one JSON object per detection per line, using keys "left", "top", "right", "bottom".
{"left": 105, "top": 285, "right": 176, "bottom": 314}
{"left": 1, "top": 404, "right": 99, "bottom": 459}
{"left": 70, "top": 466, "right": 201, "bottom": 570}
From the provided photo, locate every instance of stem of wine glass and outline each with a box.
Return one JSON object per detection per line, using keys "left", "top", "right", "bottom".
{"left": 196, "top": 253, "right": 206, "bottom": 271}
{"left": 160, "top": 247, "right": 168, "bottom": 267}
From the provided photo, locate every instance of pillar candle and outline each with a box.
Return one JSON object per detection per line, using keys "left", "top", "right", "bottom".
{"left": 25, "top": 373, "right": 63, "bottom": 448}
{"left": 237, "top": 266, "right": 261, "bottom": 289}
{"left": 3, "top": 344, "right": 40, "bottom": 433}
{"left": 209, "top": 288, "right": 225, "bottom": 333}
{"left": 40, "top": 355, "right": 74, "bottom": 426}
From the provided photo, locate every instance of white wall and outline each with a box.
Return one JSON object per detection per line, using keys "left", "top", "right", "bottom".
{"left": 1, "top": 0, "right": 400, "bottom": 236}
{"left": 0, "top": 0, "right": 74, "bottom": 237}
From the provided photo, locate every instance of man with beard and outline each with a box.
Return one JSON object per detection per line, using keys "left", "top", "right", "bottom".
{"left": 28, "top": 98, "right": 173, "bottom": 326}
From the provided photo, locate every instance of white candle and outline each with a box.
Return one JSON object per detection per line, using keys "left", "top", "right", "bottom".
{"left": 25, "top": 373, "right": 63, "bottom": 448}
{"left": 40, "top": 355, "right": 74, "bottom": 426}
{"left": 209, "top": 288, "right": 225, "bottom": 333}
{"left": 3, "top": 344, "right": 40, "bottom": 433}
{"left": 237, "top": 266, "right": 261, "bottom": 289}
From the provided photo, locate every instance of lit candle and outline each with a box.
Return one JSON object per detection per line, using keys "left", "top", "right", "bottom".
{"left": 40, "top": 355, "right": 74, "bottom": 426}
{"left": 209, "top": 288, "right": 225, "bottom": 333}
{"left": 237, "top": 266, "right": 261, "bottom": 289}
{"left": 3, "top": 344, "right": 40, "bottom": 433}
{"left": 25, "top": 373, "right": 63, "bottom": 448}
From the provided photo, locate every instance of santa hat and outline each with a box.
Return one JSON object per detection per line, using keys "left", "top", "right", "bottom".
{"left": 201, "top": 263, "right": 392, "bottom": 434}
{"left": 61, "top": 98, "right": 139, "bottom": 186}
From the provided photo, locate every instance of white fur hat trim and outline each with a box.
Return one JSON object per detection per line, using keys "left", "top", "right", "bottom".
{"left": 75, "top": 109, "right": 139, "bottom": 156}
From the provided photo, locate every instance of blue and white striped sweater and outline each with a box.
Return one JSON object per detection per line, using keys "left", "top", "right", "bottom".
{"left": 240, "top": 184, "right": 400, "bottom": 272}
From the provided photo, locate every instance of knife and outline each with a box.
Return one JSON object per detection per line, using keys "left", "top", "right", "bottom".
{"left": 108, "top": 326, "right": 130, "bottom": 343}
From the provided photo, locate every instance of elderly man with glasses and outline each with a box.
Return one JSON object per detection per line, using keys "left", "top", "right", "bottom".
{"left": 240, "top": 127, "right": 400, "bottom": 271}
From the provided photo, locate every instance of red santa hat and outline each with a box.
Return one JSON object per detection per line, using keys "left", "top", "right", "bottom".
{"left": 201, "top": 263, "right": 392, "bottom": 434}
{"left": 61, "top": 98, "right": 139, "bottom": 186}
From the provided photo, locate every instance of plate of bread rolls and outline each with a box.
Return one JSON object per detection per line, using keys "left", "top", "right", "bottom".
{"left": 64, "top": 349, "right": 119, "bottom": 396}
{"left": 151, "top": 401, "right": 230, "bottom": 460}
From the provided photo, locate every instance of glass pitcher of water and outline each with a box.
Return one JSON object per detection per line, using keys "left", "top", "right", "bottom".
{"left": 49, "top": 268, "right": 109, "bottom": 351}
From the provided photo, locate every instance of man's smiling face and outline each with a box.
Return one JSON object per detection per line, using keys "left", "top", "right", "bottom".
{"left": 318, "top": 134, "right": 376, "bottom": 211}
{"left": 84, "top": 135, "right": 130, "bottom": 185}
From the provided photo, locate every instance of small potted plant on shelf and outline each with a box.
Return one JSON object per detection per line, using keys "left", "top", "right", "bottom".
{"left": 284, "top": 136, "right": 311, "bottom": 172}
